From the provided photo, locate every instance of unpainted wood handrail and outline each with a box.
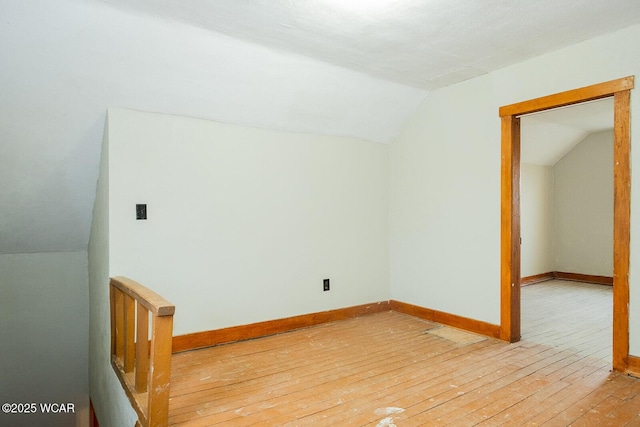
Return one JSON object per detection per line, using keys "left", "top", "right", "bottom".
{"left": 111, "top": 276, "right": 175, "bottom": 316}
{"left": 110, "top": 277, "right": 175, "bottom": 427}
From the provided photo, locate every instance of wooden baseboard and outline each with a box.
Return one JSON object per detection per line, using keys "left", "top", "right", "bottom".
{"left": 554, "top": 271, "right": 613, "bottom": 286}
{"left": 173, "top": 299, "right": 504, "bottom": 352}
{"left": 521, "top": 272, "right": 554, "bottom": 286}
{"left": 627, "top": 355, "right": 640, "bottom": 378}
{"left": 172, "top": 301, "right": 391, "bottom": 353}
{"left": 521, "top": 271, "right": 613, "bottom": 286}
{"left": 390, "top": 300, "right": 502, "bottom": 339}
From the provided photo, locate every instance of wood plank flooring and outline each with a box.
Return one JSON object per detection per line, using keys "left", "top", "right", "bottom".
{"left": 167, "top": 297, "right": 640, "bottom": 426}
{"left": 522, "top": 280, "right": 612, "bottom": 362}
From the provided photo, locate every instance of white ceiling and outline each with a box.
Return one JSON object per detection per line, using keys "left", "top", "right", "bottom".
{"left": 521, "top": 98, "right": 614, "bottom": 166}
{"left": 1, "top": 0, "right": 639, "bottom": 254}
{"left": 99, "top": 0, "right": 640, "bottom": 90}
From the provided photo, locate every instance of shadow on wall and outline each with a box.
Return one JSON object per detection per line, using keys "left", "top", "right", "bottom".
{"left": 0, "top": 252, "right": 89, "bottom": 427}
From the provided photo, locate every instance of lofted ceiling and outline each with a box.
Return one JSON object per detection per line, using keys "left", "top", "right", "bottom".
{"left": 2, "top": 0, "right": 640, "bottom": 254}
{"left": 100, "top": 0, "right": 640, "bottom": 90}
{"left": 521, "top": 98, "right": 614, "bottom": 166}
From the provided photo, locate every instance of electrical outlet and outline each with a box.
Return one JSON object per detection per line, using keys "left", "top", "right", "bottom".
{"left": 323, "top": 279, "right": 330, "bottom": 291}
{"left": 136, "top": 204, "right": 147, "bottom": 220}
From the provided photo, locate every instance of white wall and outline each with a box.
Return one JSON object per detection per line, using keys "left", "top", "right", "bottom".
{"left": 107, "top": 109, "right": 390, "bottom": 336}
{"left": 520, "top": 163, "right": 554, "bottom": 277}
{"left": 88, "top": 118, "right": 138, "bottom": 427}
{"left": 520, "top": 131, "right": 613, "bottom": 279}
{"left": 0, "top": 251, "right": 89, "bottom": 427}
{"left": 390, "top": 76, "right": 500, "bottom": 323}
{"left": 0, "top": 0, "right": 427, "bottom": 255}
{"left": 553, "top": 130, "right": 613, "bottom": 276}
{"left": 390, "top": 23, "right": 640, "bottom": 353}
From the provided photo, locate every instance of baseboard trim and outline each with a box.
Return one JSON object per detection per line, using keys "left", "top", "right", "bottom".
{"left": 390, "top": 300, "right": 502, "bottom": 339}
{"left": 521, "top": 272, "right": 555, "bottom": 286}
{"left": 521, "top": 271, "right": 613, "bottom": 286}
{"left": 172, "top": 301, "right": 391, "bottom": 353}
{"left": 627, "top": 355, "right": 640, "bottom": 378}
{"left": 172, "top": 299, "right": 504, "bottom": 352}
{"left": 554, "top": 271, "right": 613, "bottom": 286}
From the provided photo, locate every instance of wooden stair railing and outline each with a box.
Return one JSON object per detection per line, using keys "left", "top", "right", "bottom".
{"left": 110, "top": 276, "right": 175, "bottom": 427}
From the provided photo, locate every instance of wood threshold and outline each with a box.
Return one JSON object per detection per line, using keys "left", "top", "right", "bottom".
{"left": 172, "top": 301, "right": 391, "bottom": 353}
{"left": 500, "top": 76, "right": 633, "bottom": 372}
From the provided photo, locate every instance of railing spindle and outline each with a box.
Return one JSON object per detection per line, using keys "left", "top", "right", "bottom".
{"left": 124, "top": 294, "right": 136, "bottom": 372}
{"left": 115, "top": 288, "right": 125, "bottom": 360}
{"left": 135, "top": 303, "right": 149, "bottom": 393}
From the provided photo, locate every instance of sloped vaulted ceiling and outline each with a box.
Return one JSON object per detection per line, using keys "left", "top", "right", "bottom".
{"left": 0, "top": 0, "right": 425, "bottom": 254}
{"left": 99, "top": 0, "right": 640, "bottom": 90}
{"left": 2, "top": 0, "right": 640, "bottom": 254}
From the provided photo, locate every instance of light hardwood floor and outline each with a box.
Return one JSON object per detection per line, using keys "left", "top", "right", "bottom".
{"left": 522, "top": 280, "right": 613, "bottom": 363}
{"left": 168, "top": 288, "right": 639, "bottom": 426}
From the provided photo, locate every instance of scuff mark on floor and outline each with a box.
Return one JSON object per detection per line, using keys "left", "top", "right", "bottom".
{"left": 376, "top": 416, "right": 395, "bottom": 427}
{"left": 374, "top": 407, "right": 405, "bottom": 416}
{"left": 374, "top": 407, "right": 404, "bottom": 426}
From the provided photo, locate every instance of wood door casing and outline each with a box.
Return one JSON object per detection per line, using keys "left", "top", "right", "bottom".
{"left": 499, "top": 76, "right": 634, "bottom": 372}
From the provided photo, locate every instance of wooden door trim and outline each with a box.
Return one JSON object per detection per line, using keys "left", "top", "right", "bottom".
{"left": 499, "top": 76, "right": 634, "bottom": 372}
{"left": 613, "top": 88, "right": 631, "bottom": 371}
{"left": 500, "top": 115, "right": 521, "bottom": 342}
{"left": 499, "top": 77, "right": 634, "bottom": 117}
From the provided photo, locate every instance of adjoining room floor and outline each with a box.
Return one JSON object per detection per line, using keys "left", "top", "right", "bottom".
{"left": 521, "top": 280, "right": 612, "bottom": 363}
{"left": 168, "top": 304, "right": 640, "bottom": 426}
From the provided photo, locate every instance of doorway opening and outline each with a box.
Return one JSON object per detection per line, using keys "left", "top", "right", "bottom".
{"left": 519, "top": 100, "right": 614, "bottom": 361}
{"left": 499, "top": 76, "right": 633, "bottom": 372}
